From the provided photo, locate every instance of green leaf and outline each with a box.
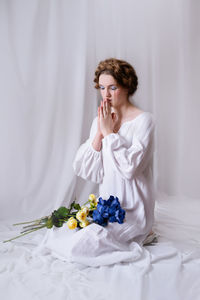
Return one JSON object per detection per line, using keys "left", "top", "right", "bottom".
{"left": 54, "top": 220, "right": 64, "bottom": 227}
{"left": 73, "top": 203, "right": 81, "bottom": 210}
{"left": 51, "top": 212, "right": 65, "bottom": 227}
{"left": 52, "top": 210, "right": 60, "bottom": 219}
{"left": 57, "top": 207, "right": 69, "bottom": 217}
{"left": 51, "top": 213, "right": 59, "bottom": 224}
{"left": 70, "top": 201, "right": 75, "bottom": 210}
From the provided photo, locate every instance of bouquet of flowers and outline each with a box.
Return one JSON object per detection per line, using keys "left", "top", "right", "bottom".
{"left": 3, "top": 194, "right": 126, "bottom": 243}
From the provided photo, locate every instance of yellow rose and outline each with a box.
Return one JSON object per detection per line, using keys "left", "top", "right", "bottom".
{"left": 89, "top": 194, "right": 96, "bottom": 201}
{"left": 89, "top": 194, "right": 97, "bottom": 206}
{"left": 76, "top": 210, "right": 87, "bottom": 222}
{"left": 67, "top": 217, "right": 77, "bottom": 230}
{"left": 81, "top": 206, "right": 89, "bottom": 215}
{"left": 79, "top": 219, "right": 90, "bottom": 228}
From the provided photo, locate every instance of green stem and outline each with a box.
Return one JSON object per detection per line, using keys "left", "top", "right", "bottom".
{"left": 13, "top": 217, "right": 48, "bottom": 226}
{"left": 67, "top": 214, "right": 76, "bottom": 217}
{"left": 83, "top": 200, "right": 90, "bottom": 206}
{"left": 21, "top": 225, "right": 46, "bottom": 234}
{"left": 22, "top": 222, "right": 43, "bottom": 229}
{"left": 3, "top": 225, "right": 46, "bottom": 243}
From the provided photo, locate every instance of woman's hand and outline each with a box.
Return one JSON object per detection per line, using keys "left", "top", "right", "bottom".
{"left": 100, "top": 99, "right": 115, "bottom": 137}
{"left": 91, "top": 105, "right": 104, "bottom": 152}
{"left": 92, "top": 99, "right": 117, "bottom": 151}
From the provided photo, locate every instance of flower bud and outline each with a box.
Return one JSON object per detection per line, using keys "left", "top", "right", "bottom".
{"left": 79, "top": 219, "right": 90, "bottom": 228}
{"left": 89, "top": 194, "right": 96, "bottom": 202}
{"left": 89, "top": 194, "right": 97, "bottom": 206}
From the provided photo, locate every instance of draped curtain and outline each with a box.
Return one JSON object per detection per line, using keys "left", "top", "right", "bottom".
{"left": 0, "top": 0, "right": 200, "bottom": 221}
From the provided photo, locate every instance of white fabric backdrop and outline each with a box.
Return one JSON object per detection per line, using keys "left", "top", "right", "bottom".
{"left": 0, "top": 0, "right": 200, "bottom": 221}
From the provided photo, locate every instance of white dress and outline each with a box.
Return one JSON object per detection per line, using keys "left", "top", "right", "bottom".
{"left": 38, "top": 112, "right": 155, "bottom": 267}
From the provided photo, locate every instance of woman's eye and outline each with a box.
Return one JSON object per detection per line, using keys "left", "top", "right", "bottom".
{"left": 111, "top": 86, "right": 117, "bottom": 90}
{"left": 99, "top": 86, "right": 105, "bottom": 90}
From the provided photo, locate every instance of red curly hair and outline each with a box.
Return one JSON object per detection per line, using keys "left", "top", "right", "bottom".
{"left": 94, "top": 58, "right": 138, "bottom": 96}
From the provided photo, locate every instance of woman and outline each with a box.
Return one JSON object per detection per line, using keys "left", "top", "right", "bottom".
{"left": 40, "top": 58, "right": 155, "bottom": 266}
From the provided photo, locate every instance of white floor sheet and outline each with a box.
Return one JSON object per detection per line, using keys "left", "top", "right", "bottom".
{"left": 1, "top": 194, "right": 200, "bottom": 300}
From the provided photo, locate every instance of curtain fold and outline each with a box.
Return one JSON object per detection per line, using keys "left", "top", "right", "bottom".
{"left": 0, "top": 0, "right": 200, "bottom": 220}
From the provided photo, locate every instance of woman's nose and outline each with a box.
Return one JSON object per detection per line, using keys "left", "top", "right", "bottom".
{"left": 106, "top": 88, "right": 111, "bottom": 97}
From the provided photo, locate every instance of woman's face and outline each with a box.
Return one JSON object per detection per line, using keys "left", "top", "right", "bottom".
{"left": 98, "top": 74, "right": 128, "bottom": 109}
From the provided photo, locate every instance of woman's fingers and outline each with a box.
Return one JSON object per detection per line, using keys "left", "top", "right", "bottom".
{"left": 100, "top": 99, "right": 111, "bottom": 118}
{"left": 106, "top": 100, "right": 111, "bottom": 114}
{"left": 98, "top": 107, "right": 100, "bottom": 121}
{"left": 100, "top": 101, "right": 104, "bottom": 118}
{"left": 102, "top": 100, "right": 107, "bottom": 117}
{"left": 103, "top": 99, "right": 111, "bottom": 117}
{"left": 100, "top": 105, "right": 104, "bottom": 118}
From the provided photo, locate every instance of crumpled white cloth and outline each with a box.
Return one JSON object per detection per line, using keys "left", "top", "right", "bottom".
{"left": 1, "top": 190, "right": 200, "bottom": 300}
{"left": 1, "top": 223, "right": 200, "bottom": 300}
{"left": 34, "top": 223, "right": 152, "bottom": 267}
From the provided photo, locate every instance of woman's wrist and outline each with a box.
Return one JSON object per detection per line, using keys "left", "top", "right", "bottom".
{"left": 96, "top": 131, "right": 104, "bottom": 139}
{"left": 103, "top": 130, "right": 114, "bottom": 137}
{"left": 92, "top": 132, "right": 103, "bottom": 151}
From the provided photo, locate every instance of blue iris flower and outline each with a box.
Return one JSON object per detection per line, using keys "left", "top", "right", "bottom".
{"left": 92, "top": 195, "right": 125, "bottom": 226}
{"left": 93, "top": 209, "right": 108, "bottom": 226}
{"left": 108, "top": 215, "right": 117, "bottom": 223}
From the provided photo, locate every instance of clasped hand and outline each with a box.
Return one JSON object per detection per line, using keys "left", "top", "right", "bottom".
{"left": 98, "top": 99, "right": 117, "bottom": 137}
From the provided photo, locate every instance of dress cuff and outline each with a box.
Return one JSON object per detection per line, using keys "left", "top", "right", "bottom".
{"left": 102, "top": 133, "right": 125, "bottom": 149}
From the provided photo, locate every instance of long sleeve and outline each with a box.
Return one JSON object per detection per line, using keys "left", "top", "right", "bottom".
{"left": 73, "top": 117, "right": 104, "bottom": 183}
{"left": 102, "top": 113, "right": 154, "bottom": 180}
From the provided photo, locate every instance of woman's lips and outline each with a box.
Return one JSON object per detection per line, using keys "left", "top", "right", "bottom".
{"left": 104, "top": 98, "right": 112, "bottom": 105}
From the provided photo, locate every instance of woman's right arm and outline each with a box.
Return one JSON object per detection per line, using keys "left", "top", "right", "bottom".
{"left": 73, "top": 109, "right": 104, "bottom": 183}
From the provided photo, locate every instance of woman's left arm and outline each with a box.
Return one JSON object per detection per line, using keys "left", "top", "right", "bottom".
{"left": 102, "top": 114, "right": 155, "bottom": 180}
